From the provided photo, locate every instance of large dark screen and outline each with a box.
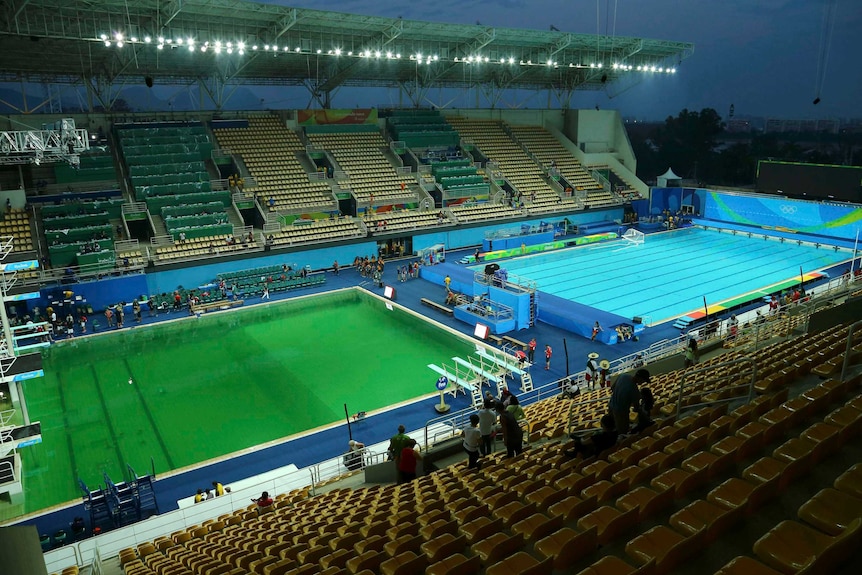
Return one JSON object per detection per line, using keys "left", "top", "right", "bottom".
{"left": 757, "top": 161, "right": 862, "bottom": 203}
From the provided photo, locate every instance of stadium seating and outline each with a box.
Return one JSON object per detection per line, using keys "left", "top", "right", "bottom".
{"left": 268, "top": 216, "right": 364, "bottom": 247}
{"left": 213, "top": 115, "right": 335, "bottom": 212}
{"left": 1, "top": 209, "right": 35, "bottom": 253}
{"left": 507, "top": 125, "right": 612, "bottom": 202}
{"left": 446, "top": 117, "right": 580, "bottom": 213}
{"left": 306, "top": 131, "right": 416, "bottom": 206}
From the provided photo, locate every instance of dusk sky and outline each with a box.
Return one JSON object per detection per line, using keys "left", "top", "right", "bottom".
{"left": 253, "top": 0, "right": 860, "bottom": 121}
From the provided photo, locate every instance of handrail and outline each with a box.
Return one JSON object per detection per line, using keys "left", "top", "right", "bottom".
{"left": 675, "top": 356, "right": 757, "bottom": 416}
{"left": 840, "top": 319, "right": 862, "bottom": 382}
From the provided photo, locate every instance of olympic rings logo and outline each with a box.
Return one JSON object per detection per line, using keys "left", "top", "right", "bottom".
{"left": 779, "top": 205, "right": 797, "bottom": 215}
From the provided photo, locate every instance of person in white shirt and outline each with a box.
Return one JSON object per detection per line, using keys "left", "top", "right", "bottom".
{"left": 462, "top": 414, "right": 482, "bottom": 470}
{"left": 477, "top": 400, "right": 498, "bottom": 455}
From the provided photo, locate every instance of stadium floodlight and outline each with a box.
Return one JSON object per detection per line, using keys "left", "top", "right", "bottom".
{"left": 597, "top": 62, "right": 602, "bottom": 68}
{"left": 317, "top": 48, "right": 322, "bottom": 54}
{"left": 347, "top": 50, "right": 352, "bottom": 56}
{"left": 176, "top": 38, "right": 183, "bottom": 45}
{"left": 238, "top": 42, "right": 245, "bottom": 50}
{"left": 157, "top": 43, "right": 163, "bottom": 50}
{"left": 334, "top": 48, "right": 341, "bottom": 56}
{"left": 252, "top": 45, "right": 258, "bottom": 50}
{"left": 104, "top": 40, "right": 111, "bottom": 47}
{"left": 115, "top": 32, "right": 123, "bottom": 41}
{"left": 509, "top": 57, "right": 515, "bottom": 64}
{"left": 547, "top": 59, "right": 552, "bottom": 66}
{"left": 116, "top": 40, "right": 123, "bottom": 47}
{"left": 433, "top": 55, "right": 438, "bottom": 61}
{"left": 374, "top": 50, "right": 381, "bottom": 58}
{"left": 295, "top": 46, "right": 301, "bottom": 52}
{"left": 131, "top": 36, "right": 138, "bottom": 43}
{"left": 100, "top": 33, "right": 107, "bottom": 40}
{"left": 144, "top": 36, "right": 151, "bottom": 43}
{"left": 226, "top": 42, "right": 232, "bottom": 48}
{"left": 226, "top": 47, "right": 233, "bottom": 54}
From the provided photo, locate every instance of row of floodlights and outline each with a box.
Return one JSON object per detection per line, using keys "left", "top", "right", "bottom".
{"left": 96, "top": 33, "right": 676, "bottom": 73}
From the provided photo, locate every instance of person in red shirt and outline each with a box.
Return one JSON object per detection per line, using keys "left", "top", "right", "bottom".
{"left": 528, "top": 338, "right": 537, "bottom": 363}
{"left": 253, "top": 491, "right": 273, "bottom": 508}
{"left": 398, "top": 439, "right": 422, "bottom": 483}
{"left": 545, "top": 344, "right": 553, "bottom": 370}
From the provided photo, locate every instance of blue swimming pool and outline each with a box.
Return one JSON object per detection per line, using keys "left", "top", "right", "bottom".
{"left": 481, "top": 227, "right": 850, "bottom": 324}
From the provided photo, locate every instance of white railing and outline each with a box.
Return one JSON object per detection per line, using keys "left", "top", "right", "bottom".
{"left": 43, "top": 465, "right": 314, "bottom": 573}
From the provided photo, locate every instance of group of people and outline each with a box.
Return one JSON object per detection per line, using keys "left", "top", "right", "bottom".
{"left": 193, "top": 481, "right": 228, "bottom": 503}
{"left": 566, "top": 368, "right": 655, "bottom": 458}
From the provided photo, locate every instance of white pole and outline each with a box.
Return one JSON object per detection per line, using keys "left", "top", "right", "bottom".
{"left": 851, "top": 228, "right": 859, "bottom": 276}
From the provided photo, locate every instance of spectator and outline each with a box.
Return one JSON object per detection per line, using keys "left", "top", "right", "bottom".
{"left": 565, "top": 414, "right": 619, "bottom": 458}
{"left": 212, "top": 481, "right": 225, "bottom": 497}
{"left": 684, "top": 338, "right": 699, "bottom": 368}
{"left": 388, "top": 425, "right": 411, "bottom": 481}
{"left": 609, "top": 369, "right": 649, "bottom": 435}
{"left": 193, "top": 489, "right": 206, "bottom": 504}
{"left": 462, "top": 414, "right": 482, "bottom": 470}
{"left": 344, "top": 439, "right": 365, "bottom": 471}
{"left": 496, "top": 402, "right": 523, "bottom": 458}
{"left": 506, "top": 395, "right": 525, "bottom": 421}
{"left": 477, "top": 400, "right": 497, "bottom": 455}
{"left": 252, "top": 491, "right": 273, "bottom": 508}
{"left": 398, "top": 439, "right": 422, "bottom": 483}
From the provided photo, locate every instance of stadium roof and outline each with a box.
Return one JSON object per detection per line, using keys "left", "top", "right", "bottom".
{"left": 0, "top": 0, "right": 693, "bottom": 103}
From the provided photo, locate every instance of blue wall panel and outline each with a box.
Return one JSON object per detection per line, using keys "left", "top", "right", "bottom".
{"left": 146, "top": 242, "right": 378, "bottom": 294}
{"left": 413, "top": 208, "right": 623, "bottom": 253}
{"left": 39, "top": 274, "right": 149, "bottom": 312}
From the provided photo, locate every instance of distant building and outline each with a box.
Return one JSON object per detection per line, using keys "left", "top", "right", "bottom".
{"left": 725, "top": 119, "right": 750, "bottom": 133}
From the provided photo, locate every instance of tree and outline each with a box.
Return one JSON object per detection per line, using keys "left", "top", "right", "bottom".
{"left": 651, "top": 108, "right": 724, "bottom": 181}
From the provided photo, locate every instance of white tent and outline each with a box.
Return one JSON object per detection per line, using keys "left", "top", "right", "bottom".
{"left": 657, "top": 168, "right": 683, "bottom": 188}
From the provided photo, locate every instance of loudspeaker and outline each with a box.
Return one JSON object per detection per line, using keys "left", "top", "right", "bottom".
{"left": 145, "top": 76, "right": 154, "bottom": 88}
{"left": 632, "top": 316, "right": 643, "bottom": 324}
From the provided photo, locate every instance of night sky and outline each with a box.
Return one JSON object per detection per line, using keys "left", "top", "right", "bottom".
{"left": 256, "top": 0, "right": 860, "bottom": 120}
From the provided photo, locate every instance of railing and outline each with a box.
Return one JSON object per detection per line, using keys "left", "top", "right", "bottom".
{"left": 43, "top": 464, "right": 315, "bottom": 573}
{"left": 0, "top": 457, "right": 14, "bottom": 484}
{"left": 673, "top": 356, "right": 757, "bottom": 416}
{"left": 841, "top": 320, "right": 862, "bottom": 382}
{"left": 423, "top": 377, "right": 565, "bottom": 449}
{"left": 587, "top": 168, "right": 612, "bottom": 194}
{"left": 121, "top": 202, "right": 147, "bottom": 215}
{"left": 308, "top": 447, "right": 387, "bottom": 489}
{"left": 16, "top": 259, "right": 146, "bottom": 287}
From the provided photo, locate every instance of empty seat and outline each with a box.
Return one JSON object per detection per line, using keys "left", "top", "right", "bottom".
{"left": 485, "top": 551, "right": 553, "bottom": 575}
{"left": 753, "top": 518, "right": 862, "bottom": 574}
{"left": 714, "top": 556, "right": 785, "bottom": 575}
{"left": 534, "top": 526, "right": 598, "bottom": 571}
{"left": 625, "top": 526, "right": 706, "bottom": 575}
{"left": 797, "top": 488, "right": 862, "bottom": 536}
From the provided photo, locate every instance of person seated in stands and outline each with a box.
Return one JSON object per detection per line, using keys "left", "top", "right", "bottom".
{"left": 565, "top": 414, "right": 618, "bottom": 459}
{"left": 344, "top": 439, "right": 366, "bottom": 471}
{"left": 559, "top": 377, "right": 581, "bottom": 399}
{"left": 247, "top": 232, "right": 254, "bottom": 244}
{"left": 615, "top": 325, "right": 625, "bottom": 342}
{"left": 252, "top": 491, "right": 273, "bottom": 508}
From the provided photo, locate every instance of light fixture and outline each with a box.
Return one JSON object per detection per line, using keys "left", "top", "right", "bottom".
{"left": 104, "top": 40, "right": 111, "bottom": 47}
{"left": 508, "top": 57, "right": 514, "bottom": 64}
{"left": 295, "top": 46, "right": 300, "bottom": 52}
{"left": 317, "top": 49, "right": 322, "bottom": 54}
{"left": 335, "top": 48, "right": 341, "bottom": 55}
{"left": 375, "top": 50, "right": 381, "bottom": 58}
{"left": 347, "top": 50, "right": 352, "bottom": 56}
{"left": 252, "top": 45, "right": 258, "bottom": 50}
{"left": 100, "top": 33, "right": 107, "bottom": 40}
{"left": 144, "top": 36, "right": 152, "bottom": 43}
{"left": 176, "top": 38, "right": 183, "bottom": 45}
{"left": 157, "top": 43, "right": 164, "bottom": 50}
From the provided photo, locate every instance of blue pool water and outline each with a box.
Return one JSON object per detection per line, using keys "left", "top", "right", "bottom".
{"left": 482, "top": 228, "right": 850, "bottom": 323}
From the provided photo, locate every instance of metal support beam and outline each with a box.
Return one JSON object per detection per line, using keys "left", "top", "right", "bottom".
{"left": 317, "top": 19, "right": 403, "bottom": 93}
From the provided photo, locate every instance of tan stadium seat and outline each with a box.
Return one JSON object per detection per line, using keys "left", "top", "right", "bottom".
{"left": 625, "top": 526, "right": 706, "bottom": 575}
{"left": 535, "top": 526, "right": 598, "bottom": 571}
{"left": 754, "top": 518, "right": 862, "bottom": 574}
{"left": 714, "top": 556, "right": 785, "bottom": 575}
{"left": 669, "top": 499, "right": 745, "bottom": 543}
{"left": 797, "top": 488, "right": 862, "bottom": 536}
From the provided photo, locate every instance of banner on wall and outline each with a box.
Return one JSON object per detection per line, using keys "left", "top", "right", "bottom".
{"left": 297, "top": 109, "right": 378, "bottom": 125}
{"left": 704, "top": 191, "right": 862, "bottom": 241}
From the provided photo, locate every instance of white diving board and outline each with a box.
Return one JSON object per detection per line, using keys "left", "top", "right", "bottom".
{"left": 475, "top": 348, "right": 527, "bottom": 377}
{"left": 451, "top": 357, "right": 500, "bottom": 384}
{"left": 427, "top": 364, "right": 479, "bottom": 395}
